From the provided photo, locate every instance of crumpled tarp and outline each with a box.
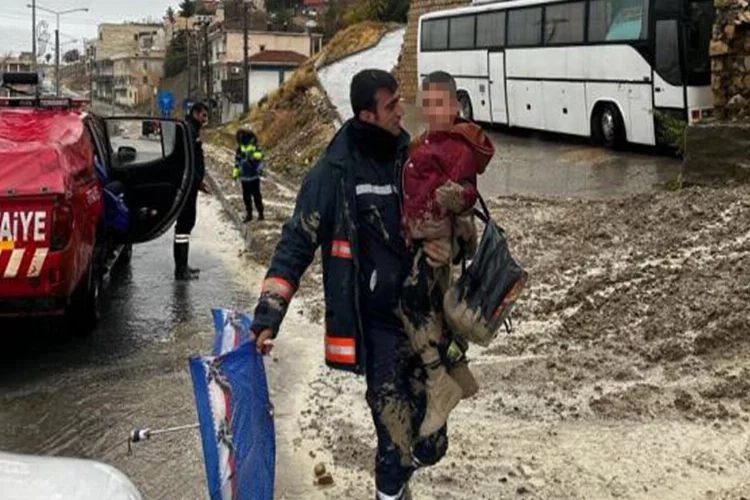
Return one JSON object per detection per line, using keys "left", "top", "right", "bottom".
{"left": 189, "top": 308, "right": 275, "bottom": 500}
{"left": 0, "top": 109, "right": 94, "bottom": 197}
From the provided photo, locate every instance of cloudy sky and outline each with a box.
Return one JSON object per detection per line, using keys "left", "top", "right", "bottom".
{"left": 1, "top": 0, "right": 178, "bottom": 56}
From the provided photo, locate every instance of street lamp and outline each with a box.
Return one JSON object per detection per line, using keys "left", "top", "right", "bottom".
{"left": 27, "top": 3, "right": 89, "bottom": 96}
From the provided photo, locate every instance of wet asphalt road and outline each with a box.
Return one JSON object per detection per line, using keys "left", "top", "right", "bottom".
{"left": 0, "top": 195, "right": 262, "bottom": 499}
{"left": 402, "top": 106, "right": 683, "bottom": 200}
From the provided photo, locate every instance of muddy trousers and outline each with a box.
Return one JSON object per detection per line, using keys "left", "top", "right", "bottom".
{"left": 241, "top": 179, "right": 263, "bottom": 219}
{"left": 364, "top": 325, "right": 449, "bottom": 497}
{"left": 400, "top": 245, "right": 451, "bottom": 365}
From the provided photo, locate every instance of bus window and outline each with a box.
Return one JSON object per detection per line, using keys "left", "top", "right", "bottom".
{"left": 477, "top": 11, "right": 506, "bottom": 48}
{"left": 508, "top": 7, "right": 543, "bottom": 46}
{"left": 589, "top": 0, "right": 650, "bottom": 42}
{"left": 449, "top": 16, "right": 476, "bottom": 49}
{"left": 421, "top": 18, "right": 449, "bottom": 51}
{"left": 544, "top": 1, "right": 586, "bottom": 44}
{"left": 655, "top": 19, "right": 682, "bottom": 85}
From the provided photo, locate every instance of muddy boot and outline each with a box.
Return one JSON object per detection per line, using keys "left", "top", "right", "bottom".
{"left": 420, "top": 362, "right": 463, "bottom": 438}
{"left": 449, "top": 359, "right": 479, "bottom": 399}
{"left": 376, "top": 484, "right": 411, "bottom": 500}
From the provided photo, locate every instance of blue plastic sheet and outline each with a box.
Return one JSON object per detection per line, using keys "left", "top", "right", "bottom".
{"left": 189, "top": 308, "right": 275, "bottom": 500}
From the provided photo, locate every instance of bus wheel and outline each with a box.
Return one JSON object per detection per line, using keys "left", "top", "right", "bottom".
{"left": 595, "top": 103, "right": 626, "bottom": 149}
{"left": 458, "top": 92, "right": 474, "bottom": 121}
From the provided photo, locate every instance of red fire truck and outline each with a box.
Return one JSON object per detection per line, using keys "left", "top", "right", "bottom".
{"left": 0, "top": 73, "right": 195, "bottom": 334}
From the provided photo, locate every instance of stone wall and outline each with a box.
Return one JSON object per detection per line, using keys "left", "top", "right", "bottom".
{"left": 711, "top": 0, "right": 750, "bottom": 120}
{"left": 392, "top": 0, "right": 470, "bottom": 103}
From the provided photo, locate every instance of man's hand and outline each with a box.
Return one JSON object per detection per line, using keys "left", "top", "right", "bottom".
{"left": 199, "top": 180, "right": 211, "bottom": 194}
{"left": 255, "top": 329, "right": 275, "bottom": 356}
{"left": 424, "top": 238, "right": 452, "bottom": 268}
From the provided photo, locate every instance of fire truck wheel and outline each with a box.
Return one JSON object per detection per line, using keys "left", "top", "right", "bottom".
{"left": 67, "top": 266, "right": 102, "bottom": 337}
{"left": 119, "top": 244, "right": 133, "bottom": 266}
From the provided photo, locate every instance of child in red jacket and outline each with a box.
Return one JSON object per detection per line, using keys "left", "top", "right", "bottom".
{"left": 399, "top": 71, "right": 495, "bottom": 438}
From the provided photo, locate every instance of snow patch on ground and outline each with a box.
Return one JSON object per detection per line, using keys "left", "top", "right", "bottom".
{"left": 318, "top": 28, "right": 406, "bottom": 123}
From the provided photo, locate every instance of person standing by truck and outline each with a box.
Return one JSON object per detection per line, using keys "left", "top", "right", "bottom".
{"left": 174, "top": 102, "right": 210, "bottom": 281}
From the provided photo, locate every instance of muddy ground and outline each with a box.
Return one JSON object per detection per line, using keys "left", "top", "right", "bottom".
{"left": 205, "top": 142, "right": 750, "bottom": 499}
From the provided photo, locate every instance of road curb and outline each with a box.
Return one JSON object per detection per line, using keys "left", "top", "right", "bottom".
{"left": 204, "top": 170, "right": 253, "bottom": 251}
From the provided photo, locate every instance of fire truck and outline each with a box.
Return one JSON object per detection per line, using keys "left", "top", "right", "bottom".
{"left": 0, "top": 73, "right": 195, "bottom": 333}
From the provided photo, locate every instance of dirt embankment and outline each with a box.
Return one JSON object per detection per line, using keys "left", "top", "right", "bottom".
{"left": 204, "top": 21, "right": 398, "bottom": 183}
{"left": 59, "top": 62, "right": 88, "bottom": 92}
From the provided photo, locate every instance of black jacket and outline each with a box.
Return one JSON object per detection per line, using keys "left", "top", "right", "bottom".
{"left": 186, "top": 116, "right": 206, "bottom": 185}
{"left": 251, "top": 119, "right": 411, "bottom": 374}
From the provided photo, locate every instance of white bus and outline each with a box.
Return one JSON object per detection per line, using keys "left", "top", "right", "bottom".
{"left": 418, "top": 0, "right": 714, "bottom": 148}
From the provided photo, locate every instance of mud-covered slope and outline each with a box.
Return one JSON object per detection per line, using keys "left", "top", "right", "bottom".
{"left": 290, "top": 182, "right": 750, "bottom": 499}
{"left": 205, "top": 22, "right": 400, "bottom": 183}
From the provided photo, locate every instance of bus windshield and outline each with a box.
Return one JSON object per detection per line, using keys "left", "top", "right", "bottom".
{"left": 684, "top": 0, "right": 714, "bottom": 84}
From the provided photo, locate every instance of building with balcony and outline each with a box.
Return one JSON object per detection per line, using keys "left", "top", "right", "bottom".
{"left": 90, "top": 23, "right": 166, "bottom": 106}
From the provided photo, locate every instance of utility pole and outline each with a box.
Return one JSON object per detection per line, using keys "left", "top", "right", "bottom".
{"left": 204, "top": 23, "right": 212, "bottom": 106}
{"left": 187, "top": 26, "right": 192, "bottom": 101}
{"left": 197, "top": 34, "right": 202, "bottom": 97}
{"left": 32, "top": 0, "right": 37, "bottom": 75}
{"left": 28, "top": 4, "right": 89, "bottom": 96}
{"left": 54, "top": 28, "right": 60, "bottom": 95}
{"left": 243, "top": 1, "right": 250, "bottom": 114}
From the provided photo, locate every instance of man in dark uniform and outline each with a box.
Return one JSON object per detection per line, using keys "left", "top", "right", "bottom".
{"left": 250, "top": 70, "right": 457, "bottom": 499}
{"left": 174, "top": 101, "right": 210, "bottom": 281}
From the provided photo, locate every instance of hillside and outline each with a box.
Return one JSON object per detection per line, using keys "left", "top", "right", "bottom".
{"left": 59, "top": 62, "right": 88, "bottom": 93}
{"left": 204, "top": 21, "right": 399, "bottom": 181}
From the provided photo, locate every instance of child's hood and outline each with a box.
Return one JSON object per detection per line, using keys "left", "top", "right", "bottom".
{"left": 450, "top": 118, "right": 495, "bottom": 174}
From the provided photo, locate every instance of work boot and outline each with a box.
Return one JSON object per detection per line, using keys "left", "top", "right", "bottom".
{"left": 174, "top": 242, "right": 199, "bottom": 281}
{"left": 376, "top": 484, "right": 411, "bottom": 500}
{"left": 420, "top": 363, "right": 463, "bottom": 438}
{"left": 258, "top": 211, "right": 265, "bottom": 221}
{"left": 449, "top": 359, "right": 479, "bottom": 399}
{"left": 243, "top": 212, "right": 252, "bottom": 223}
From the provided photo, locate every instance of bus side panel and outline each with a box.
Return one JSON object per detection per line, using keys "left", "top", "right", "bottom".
{"left": 418, "top": 51, "right": 488, "bottom": 82}
{"left": 419, "top": 50, "right": 491, "bottom": 122}
{"left": 507, "top": 80, "right": 544, "bottom": 129}
{"left": 541, "top": 82, "right": 588, "bottom": 136}
{"left": 627, "top": 84, "right": 657, "bottom": 145}
{"left": 506, "top": 46, "right": 649, "bottom": 82}
{"left": 488, "top": 52, "right": 508, "bottom": 124}
{"left": 455, "top": 78, "right": 492, "bottom": 122}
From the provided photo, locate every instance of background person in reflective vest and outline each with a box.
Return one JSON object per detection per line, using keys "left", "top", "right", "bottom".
{"left": 232, "top": 128, "right": 266, "bottom": 222}
{"left": 174, "top": 102, "right": 210, "bottom": 281}
{"left": 249, "top": 69, "right": 466, "bottom": 500}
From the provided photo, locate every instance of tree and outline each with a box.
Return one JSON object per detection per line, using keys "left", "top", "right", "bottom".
{"left": 166, "top": 6, "right": 177, "bottom": 24}
{"left": 164, "top": 30, "right": 189, "bottom": 78}
{"left": 178, "top": 0, "right": 195, "bottom": 18}
{"left": 63, "top": 49, "right": 81, "bottom": 63}
{"left": 344, "top": 0, "right": 410, "bottom": 25}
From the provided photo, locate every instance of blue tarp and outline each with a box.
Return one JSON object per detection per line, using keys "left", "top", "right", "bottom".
{"left": 189, "top": 308, "right": 275, "bottom": 500}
